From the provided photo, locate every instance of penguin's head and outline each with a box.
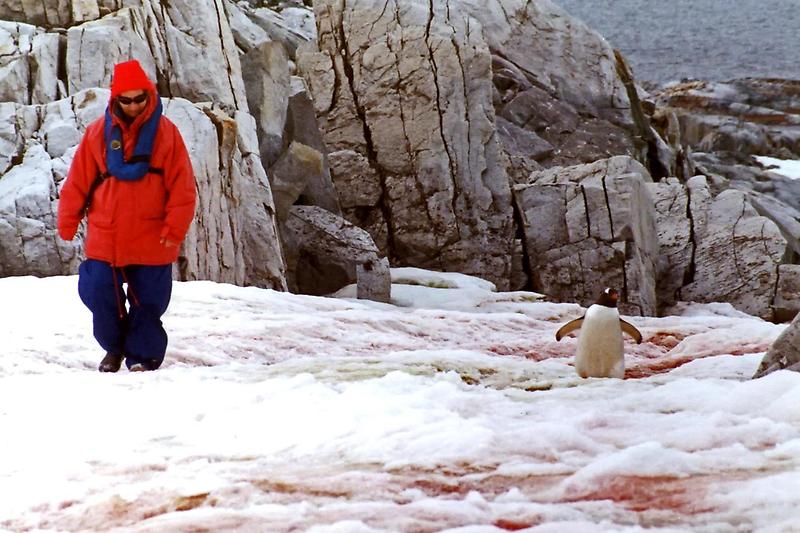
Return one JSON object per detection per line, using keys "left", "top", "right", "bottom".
{"left": 597, "top": 287, "right": 619, "bottom": 308}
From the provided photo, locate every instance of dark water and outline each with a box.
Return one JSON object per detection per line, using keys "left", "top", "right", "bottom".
{"left": 554, "top": 0, "right": 800, "bottom": 85}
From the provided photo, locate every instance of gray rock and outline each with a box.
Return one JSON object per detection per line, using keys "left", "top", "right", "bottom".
{"left": 284, "top": 76, "right": 327, "bottom": 154}
{"left": 495, "top": 116, "right": 552, "bottom": 184}
{"left": 64, "top": 2, "right": 248, "bottom": 113}
{"left": 0, "top": 0, "right": 100, "bottom": 27}
{"left": 249, "top": 5, "right": 314, "bottom": 59}
{"left": 228, "top": 3, "right": 341, "bottom": 221}
{"left": 0, "top": 22, "right": 62, "bottom": 105}
{"left": 65, "top": 8, "right": 155, "bottom": 97}
{"left": 754, "top": 306, "right": 800, "bottom": 378}
{"left": 225, "top": 0, "right": 272, "bottom": 52}
{"left": 495, "top": 117, "right": 554, "bottom": 160}
{"left": 327, "top": 148, "right": 387, "bottom": 252}
{"left": 0, "top": 88, "right": 287, "bottom": 289}
{"left": 773, "top": 264, "right": 800, "bottom": 323}
{"left": 226, "top": 1, "right": 315, "bottom": 60}
{"left": 269, "top": 141, "right": 337, "bottom": 221}
{"left": 232, "top": 109, "right": 288, "bottom": 290}
{"left": 510, "top": 238, "right": 528, "bottom": 292}
{"left": 520, "top": 154, "right": 786, "bottom": 319}
{"left": 0, "top": 89, "right": 105, "bottom": 277}
{"left": 283, "top": 205, "right": 390, "bottom": 302}
{"left": 178, "top": 102, "right": 287, "bottom": 289}
{"left": 744, "top": 189, "right": 800, "bottom": 258}
{"left": 648, "top": 178, "right": 693, "bottom": 310}
{"left": 648, "top": 170, "right": 788, "bottom": 320}
{"left": 524, "top": 155, "right": 653, "bottom": 187}
{"left": 298, "top": 0, "right": 514, "bottom": 289}
{"left": 515, "top": 156, "right": 658, "bottom": 315}
{"left": 327, "top": 150, "right": 382, "bottom": 210}
{"left": 482, "top": 1, "right": 675, "bottom": 179}
{"left": 356, "top": 257, "right": 391, "bottom": 303}
{"left": 653, "top": 79, "right": 800, "bottom": 160}
{"left": 0, "top": 1, "right": 293, "bottom": 289}
{"left": 692, "top": 151, "right": 800, "bottom": 260}
{"left": 0, "top": 142, "right": 80, "bottom": 277}
{"left": 679, "top": 184, "right": 786, "bottom": 320}
{"left": 241, "top": 39, "right": 291, "bottom": 168}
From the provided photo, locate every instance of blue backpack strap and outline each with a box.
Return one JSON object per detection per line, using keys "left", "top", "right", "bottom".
{"left": 81, "top": 171, "right": 110, "bottom": 215}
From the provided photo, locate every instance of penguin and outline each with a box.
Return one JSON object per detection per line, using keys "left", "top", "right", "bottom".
{"left": 555, "top": 288, "right": 643, "bottom": 378}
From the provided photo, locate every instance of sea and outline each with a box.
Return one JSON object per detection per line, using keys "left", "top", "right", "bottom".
{"left": 553, "top": 0, "right": 800, "bottom": 85}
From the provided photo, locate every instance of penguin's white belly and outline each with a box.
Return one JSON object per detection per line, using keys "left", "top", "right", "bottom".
{"left": 575, "top": 305, "right": 625, "bottom": 378}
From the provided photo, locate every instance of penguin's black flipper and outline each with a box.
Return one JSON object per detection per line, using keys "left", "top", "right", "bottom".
{"left": 619, "top": 319, "right": 643, "bottom": 344}
{"left": 555, "top": 317, "right": 584, "bottom": 341}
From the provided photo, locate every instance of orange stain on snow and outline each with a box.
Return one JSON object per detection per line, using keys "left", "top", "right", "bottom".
{"left": 396, "top": 467, "right": 717, "bottom": 526}
{"left": 493, "top": 518, "right": 541, "bottom": 530}
{"left": 561, "top": 475, "right": 714, "bottom": 515}
{"left": 625, "top": 356, "right": 696, "bottom": 379}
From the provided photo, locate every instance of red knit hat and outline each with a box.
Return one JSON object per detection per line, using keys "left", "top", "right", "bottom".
{"left": 110, "top": 60, "right": 155, "bottom": 97}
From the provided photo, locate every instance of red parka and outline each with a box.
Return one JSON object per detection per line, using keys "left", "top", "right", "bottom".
{"left": 58, "top": 89, "right": 197, "bottom": 267}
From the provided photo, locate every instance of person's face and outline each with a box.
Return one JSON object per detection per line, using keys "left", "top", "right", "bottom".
{"left": 117, "top": 89, "right": 149, "bottom": 119}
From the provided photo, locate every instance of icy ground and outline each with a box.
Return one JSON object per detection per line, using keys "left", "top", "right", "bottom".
{"left": 1, "top": 269, "right": 799, "bottom": 532}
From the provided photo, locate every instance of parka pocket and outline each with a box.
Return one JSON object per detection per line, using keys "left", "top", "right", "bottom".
{"left": 85, "top": 222, "right": 115, "bottom": 259}
{"left": 88, "top": 209, "right": 113, "bottom": 229}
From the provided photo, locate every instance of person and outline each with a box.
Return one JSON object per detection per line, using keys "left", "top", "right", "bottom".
{"left": 57, "top": 59, "right": 196, "bottom": 373}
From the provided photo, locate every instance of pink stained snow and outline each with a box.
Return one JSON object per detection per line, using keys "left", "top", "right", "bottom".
{"left": 0, "top": 268, "right": 798, "bottom": 532}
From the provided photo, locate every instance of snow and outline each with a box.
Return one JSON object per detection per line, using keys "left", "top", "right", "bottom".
{"left": 755, "top": 155, "right": 800, "bottom": 180}
{"left": 1, "top": 270, "right": 799, "bottom": 531}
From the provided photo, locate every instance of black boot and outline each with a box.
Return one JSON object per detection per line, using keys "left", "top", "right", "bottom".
{"left": 98, "top": 352, "right": 123, "bottom": 373}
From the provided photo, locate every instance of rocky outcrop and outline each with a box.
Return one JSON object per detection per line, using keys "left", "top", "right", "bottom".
{"left": 485, "top": 1, "right": 675, "bottom": 182}
{"left": 0, "top": 87, "right": 286, "bottom": 287}
{"left": 514, "top": 156, "right": 658, "bottom": 315}
{"left": 0, "top": 90, "right": 100, "bottom": 277}
{"left": 228, "top": 1, "right": 315, "bottom": 60}
{"left": 688, "top": 152, "right": 800, "bottom": 261}
{"left": 647, "top": 178, "right": 693, "bottom": 309}
{"left": 180, "top": 104, "right": 286, "bottom": 289}
{"left": 0, "top": 0, "right": 390, "bottom": 297}
{"left": 0, "top": 1, "right": 99, "bottom": 27}
{"left": 648, "top": 175, "right": 787, "bottom": 319}
{"left": 228, "top": 2, "right": 341, "bottom": 222}
{"left": 296, "top": 0, "right": 687, "bottom": 291}
{"left": 270, "top": 141, "right": 340, "bottom": 221}
{"left": 0, "top": 2, "right": 288, "bottom": 290}
{"left": 677, "top": 181, "right": 786, "bottom": 319}
{"left": 0, "top": 1, "right": 249, "bottom": 111}
{"left": 0, "top": 21, "right": 63, "bottom": 105}
{"left": 647, "top": 79, "right": 800, "bottom": 318}
{"left": 228, "top": 0, "right": 293, "bottom": 167}
{"left": 513, "top": 156, "right": 788, "bottom": 319}
{"left": 283, "top": 205, "right": 390, "bottom": 302}
{"left": 652, "top": 79, "right": 800, "bottom": 160}
{"left": 650, "top": 80, "right": 800, "bottom": 265}
{"left": 69, "top": 1, "right": 248, "bottom": 112}
{"left": 0, "top": 145, "right": 79, "bottom": 277}
{"left": 298, "top": 0, "right": 516, "bottom": 289}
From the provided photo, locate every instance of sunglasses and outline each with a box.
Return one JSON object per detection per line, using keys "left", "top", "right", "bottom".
{"left": 117, "top": 93, "right": 148, "bottom": 105}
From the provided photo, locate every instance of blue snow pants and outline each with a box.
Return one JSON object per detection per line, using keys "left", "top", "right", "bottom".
{"left": 78, "top": 259, "right": 173, "bottom": 370}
